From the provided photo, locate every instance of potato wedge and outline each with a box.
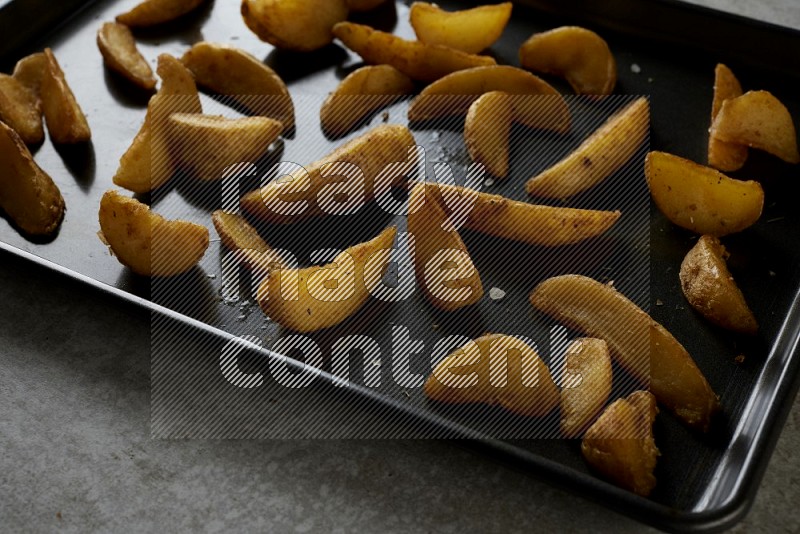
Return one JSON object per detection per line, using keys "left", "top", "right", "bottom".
{"left": 582, "top": 391, "right": 660, "bottom": 496}
{"left": 98, "top": 190, "right": 209, "bottom": 277}
{"left": 332, "top": 22, "right": 496, "bottom": 83}
{"left": 12, "top": 52, "right": 47, "bottom": 102}
{"left": 406, "top": 66, "right": 569, "bottom": 132}
{"left": 526, "top": 97, "right": 648, "bottom": 199}
{"left": 212, "top": 210, "right": 287, "bottom": 275}
{"left": 241, "top": 124, "right": 416, "bottom": 224}
{"left": 708, "top": 64, "right": 747, "bottom": 172}
{"left": 320, "top": 65, "right": 414, "bottom": 138}
{"left": 41, "top": 48, "right": 91, "bottom": 144}
{"left": 560, "top": 338, "right": 613, "bottom": 438}
{"left": 168, "top": 114, "right": 283, "bottom": 181}
{"left": 256, "top": 225, "right": 396, "bottom": 332}
{"left": 646, "top": 151, "right": 763, "bottom": 236}
{"left": 408, "top": 182, "right": 483, "bottom": 311}
{"left": 520, "top": 26, "right": 616, "bottom": 96}
{"left": 181, "top": 42, "right": 295, "bottom": 130}
{"left": 0, "top": 74, "right": 44, "bottom": 144}
{"left": 680, "top": 235, "right": 757, "bottom": 334}
{"left": 113, "top": 54, "right": 202, "bottom": 193}
{"left": 464, "top": 91, "right": 512, "bottom": 178}
{"left": 409, "top": 2, "right": 512, "bottom": 54}
{"left": 116, "top": 0, "right": 205, "bottom": 27}
{"left": 346, "top": 0, "right": 386, "bottom": 11}
{"left": 423, "top": 333, "right": 559, "bottom": 417}
{"left": 710, "top": 90, "right": 800, "bottom": 164}
{"left": 242, "top": 0, "right": 348, "bottom": 52}
{"left": 530, "top": 275, "right": 720, "bottom": 431}
{"left": 97, "top": 22, "right": 156, "bottom": 91}
{"left": 0, "top": 121, "right": 64, "bottom": 235}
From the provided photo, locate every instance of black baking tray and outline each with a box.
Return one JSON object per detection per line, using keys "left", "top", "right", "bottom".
{"left": 2, "top": 0, "right": 800, "bottom": 531}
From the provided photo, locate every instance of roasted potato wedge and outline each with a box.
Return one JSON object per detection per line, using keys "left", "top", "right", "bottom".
{"left": 0, "top": 121, "right": 64, "bottom": 235}
{"left": 680, "top": 235, "right": 757, "bottom": 334}
{"left": 332, "top": 22, "right": 496, "bottom": 83}
{"left": 257, "top": 225, "right": 397, "bottom": 332}
{"left": 464, "top": 91, "right": 512, "bottom": 178}
{"left": 97, "top": 22, "right": 156, "bottom": 91}
{"left": 212, "top": 210, "right": 286, "bottom": 275}
{"left": 526, "top": 97, "right": 649, "bottom": 198}
{"left": 181, "top": 42, "right": 295, "bottom": 130}
{"left": 520, "top": 26, "right": 616, "bottom": 96}
{"left": 98, "top": 190, "right": 209, "bottom": 277}
{"left": 242, "top": 0, "right": 348, "bottom": 52}
{"left": 116, "top": 0, "right": 205, "bottom": 27}
{"left": 582, "top": 391, "right": 660, "bottom": 496}
{"left": 0, "top": 74, "right": 44, "bottom": 144}
{"left": 320, "top": 65, "right": 414, "bottom": 138}
{"left": 406, "top": 66, "right": 569, "bottom": 132}
{"left": 708, "top": 64, "right": 747, "bottom": 172}
{"left": 12, "top": 52, "right": 47, "bottom": 102}
{"left": 409, "top": 2, "right": 513, "bottom": 54}
{"left": 646, "top": 151, "right": 763, "bottom": 236}
{"left": 408, "top": 182, "right": 483, "bottom": 311}
{"left": 41, "top": 48, "right": 91, "bottom": 144}
{"left": 168, "top": 114, "right": 283, "bottom": 181}
{"left": 424, "top": 333, "right": 560, "bottom": 417}
{"left": 561, "top": 338, "right": 613, "bottom": 438}
{"left": 241, "top": 124, "right": 416, "bottom": 224}
{"left": 346, "top": 0, "right": 386, "bottom": 11}
{"left": 710, "top": 90, "right": 800, "bottom": 164}
{"left": 530, "top": 274, "right": 720, "bottom": 431}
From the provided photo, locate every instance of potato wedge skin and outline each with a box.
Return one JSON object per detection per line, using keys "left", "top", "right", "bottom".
{"left": 530, "top": 275, "right": 720, "bottom": 431}
{"left": 710, "top": 90, "right": 800, "bottom": 164}
{"left": 346, "top": 0, "right": 386, "bottom": 11}
{"left": 0, "top": 74, "right": 44, "bottom": 144}
{"left": 680, "top": 235, "right": 757, "bottom": 334}
{"left": 465, "top": 91, "right": 512, "bottom": 178}
{"left": 321, "top": 65, "right": 414, "bottom": 138}
{"left": 410, "top": 2, "right": 512, "bottom": 54}
{"left": 332, "top": 22, "right": 496, "bottom": 82}
{"left": 561, "top": 338, "right": 613, "bottom": 438}
{"left": 526, "top": 97, "right": 648, "bottom": 199}
{"left": 181, "top": 42, "right": 295, "bottom": 129}
{"left": 520, "top": 26, "right": 616, "bottom": 95}
{"left": 257, "top": 226, "right": 397, "bottom": 332}
{"left": 116, "top": 0, "right": 205, "bottom": 27}
{"left": 424, "top": 333, "right": 560, "bottom": 417}
{"left": 646, "top": 151, "right": 763, "bottom": 236}
{"left": 97, "top": 22, "right": 156, "bottom": 91}
{"left": 0, "top": 121, "right": 64, "bottom": 235}
{"left": 242, "top": 0, "right": 348, "bottom": 52}
{"left": 708, "top": 64, "right": 747, "bottom": 172}
{"left": 41, "top": 48, "right": 91, "bottom": 144}
{"left": 12, "top": 52, "right": 47, "bottom": 102}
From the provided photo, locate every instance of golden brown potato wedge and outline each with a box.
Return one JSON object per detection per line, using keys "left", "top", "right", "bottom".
{"left": 256, "top": 225, "right": 397, "bottom": 332}
{"left": 168, "top": 114, "right": 283, "bottom": 181}
{"left": 320, "top": 65, "right": 414, "bottom": 138}
{"left": 406, "top": 66, "right": 569, "bottom": 132}
{"left": 710, "top": 90, "right": 800, "bottom": 164}
{"left": 708, "top": 64, "right": 747, "bottom": 172}
{"left": 242, "top": 0, "right": 348, "bottom": 52}
{"left": 530, "top": 274, "right": 720, "bottom": 431}
{"left": 241, "top": 124, "right": 416, "bottom": 224}
{"left": 680, "top": 235, "right": 757, "bottom": 335}
{"left": 526, "top": 97, "right": 649, "bottom": 198}
{"left": 408, "top": 182, "right": 483, "bottom": 311}
{"left": 560, "top": 338, "right": 613, "bottom": 438}
{"left": 464, "top": 91, "right": 512, "bottom": 178}
{"left": 41, "top": 48, "right": 91, "bottom": 144}
{"left": 98, "top": 190, "right": 209, "bottom": 277}
{"left": 181, "top": 42, "right": 295, "bottom": 130}
{"left": 520, "top": 26, "right": 616, "bottom": 96}
{"left": 646, "top": 151, "right": 763, "bottom": 236}
{"left": 332, "top": 22, "right": 496, "bottom": 83}
{"left": 116, "top": 0, "right": 205, "bottom": 27}
{"left": 212, "top": 210, "right": 287, "bottom": 277}
{"left": 97, "top": 22, "right": 156, "bottom": 91}
{"left": 0, "top": 121, "right": 64, "bottom": 235}
{"left": 424, "top": 333, "right": 560, "bottom": 417}
{"left": 409, "top": 2, "right": 512, "bottom": 54}
{"left": 0, "top": 74, "right": 44, "bottom": 144}
{"left": 346, "top": 0, "right": 386, "bottom": 11}
{"left": 12, "top": 52, "right": 47, "bottom": 102}
{"left": 582, "top": 391, "right": 660, "bottom": 496}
